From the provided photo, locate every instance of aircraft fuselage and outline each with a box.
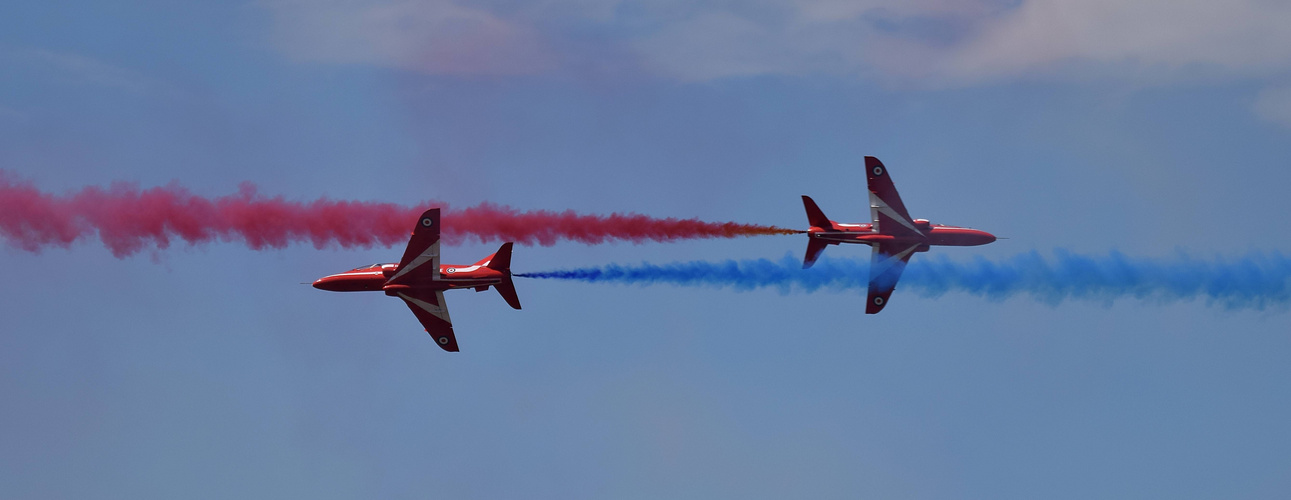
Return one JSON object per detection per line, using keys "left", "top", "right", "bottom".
{"left": 313, "top": 263, "right": 508, "bottom": 294}
{"left": 808, "top": 221, "right": 996, "bottom": 250}
{"left": 800, "top": 156, "right": 997, "bottom": 313}
{"left": 310, "top": 209, "right": 521, "bottom": 352}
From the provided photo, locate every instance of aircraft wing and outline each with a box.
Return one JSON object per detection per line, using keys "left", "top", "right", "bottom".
{"left": 397, "top": 290, "right": 459, "bottom": 352}
{"left": 866, "top": 242, "right": 920, "bottom": 314}
{"left": 865, "top": 156, "right": 923, "bottom": 238}
{"left": 387, "top": 208, "right": 441, "bottom": 286}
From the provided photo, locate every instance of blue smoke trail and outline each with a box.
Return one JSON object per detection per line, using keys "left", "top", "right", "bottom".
{"left": 514, "top": 251, "right": 1291, "bottom": 309}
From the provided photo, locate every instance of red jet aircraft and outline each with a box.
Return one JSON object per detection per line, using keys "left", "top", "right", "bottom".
{"left": 312, "top": 208, "right": 521, "bottom": 352}
{"left": 802, "top": 156, "right": 996, "bottom": 314}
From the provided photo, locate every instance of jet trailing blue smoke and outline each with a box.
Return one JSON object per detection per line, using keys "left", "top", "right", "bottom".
{"left": 515, "top": 251, "right": 1291, "bottom": 309}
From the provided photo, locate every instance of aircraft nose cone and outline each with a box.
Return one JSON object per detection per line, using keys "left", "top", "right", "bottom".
{"left": 312, "top": 276, "right": 337, "bottom": 291}
{"left": 978, "top": 231, "right": 997, "bottom": 245}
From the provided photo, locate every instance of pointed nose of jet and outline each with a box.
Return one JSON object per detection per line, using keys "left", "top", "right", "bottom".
{"left": 972, "top": 230, "right": 997, "bottom": 246}
{"left": 312, "top": 272, "right": 386, "bottom": 292}
{"left": 312, "top": 275, "right": 341, "bottom": 291}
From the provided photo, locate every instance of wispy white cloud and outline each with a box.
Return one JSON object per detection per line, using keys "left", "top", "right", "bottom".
{"left": 260, "top": 0, "right": 1291, "bottom": 87}
{"left": 263, "top": 0, "right": 557, "bottom": 76}
{"left": 928, "top": 0, "right": 1291, "bottom": 84}
{"left": 622, "top": 0, "right": 1291, "bottom": 85}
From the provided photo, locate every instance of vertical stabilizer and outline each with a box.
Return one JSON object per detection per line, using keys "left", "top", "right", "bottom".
{"left": 803, "top": 238, "right": 829, "bottom": 269}
{"left": 486, "top": 243, "right": 521, "bottom": 310}
{"left": 802, "top": 195, "right": 832, "bottom": 229}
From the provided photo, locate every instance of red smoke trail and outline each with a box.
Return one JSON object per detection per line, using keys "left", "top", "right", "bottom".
{"left": 0, "top": 172, "right": 799, "bottom": 257}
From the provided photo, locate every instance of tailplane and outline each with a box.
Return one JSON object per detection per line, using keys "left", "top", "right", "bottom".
{"left": 802, "top": 195, "right": 832, "bottom": 229}
{"left": 485, "top": 242, "right": 521, "bottom": 310}
{"left": 801, "top": 196, "right": 834, "bottom": 268}
{"left": 803, "top": 238, "right": 829, "bottom": 269}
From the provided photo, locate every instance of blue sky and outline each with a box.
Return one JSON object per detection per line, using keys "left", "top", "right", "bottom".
{"left": 3, "top": 1, "right": 1291, "bottom": 498}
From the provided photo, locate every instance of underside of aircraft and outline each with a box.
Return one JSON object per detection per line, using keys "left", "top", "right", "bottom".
{"left": 801, "top": 156, "right": 996, "bottom": 313}
{"left": 313, "top": 209, "right": 520, "bottom": 352}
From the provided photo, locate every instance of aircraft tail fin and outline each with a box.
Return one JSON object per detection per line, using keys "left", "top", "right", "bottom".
{"left": 494, "top": 276, "right": 522, "bottom": 310}
{"left": 485, "top": 242, "right": 521, "bottom": 310}
{"left": 485, "top": 242, "right": 512, "bottom": 272}
{"left": 802, "top": 195, "right": 832, "bottom": 229}
{"left": 803, "top": 238, "right": 829, "bottom": 269}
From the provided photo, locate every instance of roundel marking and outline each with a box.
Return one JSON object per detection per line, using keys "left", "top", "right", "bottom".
{"left": 446, "top": 268, "right": 456, "bottom": 274}
{"left": 421, "top": 218, "right": 433, "bottom": 227}
{"left": 873, "top": 296, "right": 885, "bottom": 305}
{"left": 872, "top": 166, "right": 884, "bottom": 176}
{"left": 438, "top": 336, "right": 449, "bottom": 345}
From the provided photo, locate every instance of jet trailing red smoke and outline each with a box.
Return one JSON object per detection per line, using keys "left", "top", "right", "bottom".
{"left": 0, "top": 172, "right": 798, "bottom": 257}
